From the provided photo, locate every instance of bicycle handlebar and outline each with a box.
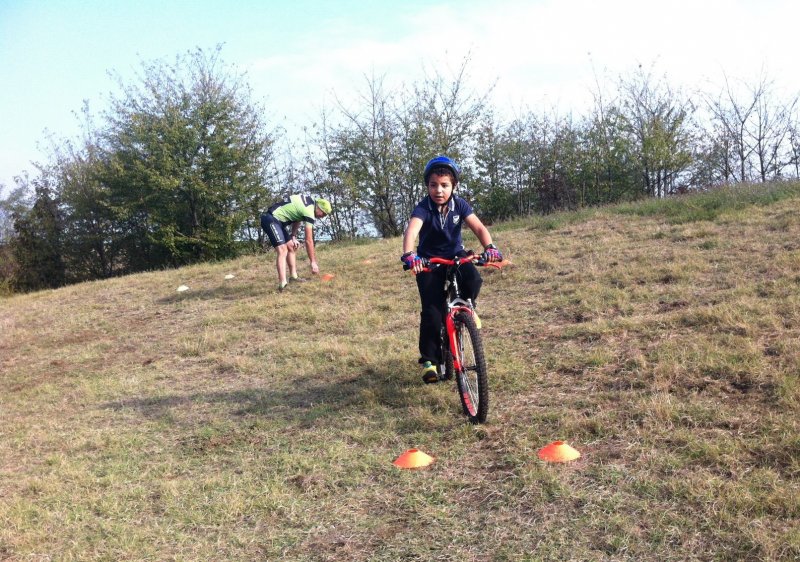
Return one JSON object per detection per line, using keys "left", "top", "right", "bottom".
{"left": 403, "top": 252, "right": 502, "bottom": 272}
{"left": 426, "top": 254, "right": 485, "bottom": 267}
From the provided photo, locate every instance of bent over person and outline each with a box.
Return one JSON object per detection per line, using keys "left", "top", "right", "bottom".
{"left": 261, "top": 194, "right": 331, "bottom": 291}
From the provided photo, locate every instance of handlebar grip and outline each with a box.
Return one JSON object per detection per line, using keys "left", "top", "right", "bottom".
{"left": 403, "top": 258, "right": 431, "bottom": 271}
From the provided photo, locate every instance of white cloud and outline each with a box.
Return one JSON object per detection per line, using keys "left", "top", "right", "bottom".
{"left": 248, "top": 0, "right": 800, "bottom": 130}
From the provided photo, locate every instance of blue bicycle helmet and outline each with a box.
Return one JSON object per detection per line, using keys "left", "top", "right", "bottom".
{"left": 423, "top": 155, "right": 461, "bottom": 185}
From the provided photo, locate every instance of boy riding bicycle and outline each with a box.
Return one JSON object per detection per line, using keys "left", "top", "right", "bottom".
{"left": 401, "top": 156, "right": 503, "bottom": 383}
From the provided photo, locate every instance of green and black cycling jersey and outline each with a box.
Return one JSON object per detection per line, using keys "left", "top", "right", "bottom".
{"left": 261, "top": 194, "right": 317, "bottom": 248}
{"left": 267, "top": 194, "right": 317, "bottom": 227}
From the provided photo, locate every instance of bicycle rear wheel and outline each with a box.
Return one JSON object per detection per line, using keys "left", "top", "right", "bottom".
{"left": 453, "top": 311, "right": 488, "bottom": 423}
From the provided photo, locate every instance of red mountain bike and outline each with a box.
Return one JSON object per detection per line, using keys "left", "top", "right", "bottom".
{"left": 408, "top": 254, "right": 498, "bottom": 424}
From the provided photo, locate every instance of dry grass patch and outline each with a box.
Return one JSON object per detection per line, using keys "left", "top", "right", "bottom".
{"left": 2, "top": 184, "right": 799, "bottom": 560}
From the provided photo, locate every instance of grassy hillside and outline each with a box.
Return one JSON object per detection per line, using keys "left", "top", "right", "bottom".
{"left": 2, "top": 183, "right": 799, "bottom": 561}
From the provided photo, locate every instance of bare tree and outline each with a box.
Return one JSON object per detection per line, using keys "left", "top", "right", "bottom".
{"left": 411, "top": 55, "right": 493, "bottom": 154}
{"left": 789, "top": 114, "right": 800, "bottom": 179}
{"left": 616, "top": 66, "right": 695, "bottom": 197}
{"left": 320, "top": 57, "right": 492, "bottom": 237}
{"left": 749, "top": 76, "right": 798, "bottom": 181}
{"left": 398, "top": 54, "right": 492, "bottom": 220}
{"left": 704, "top": 71, "right": 799, "bottom": 183}
{"left": 300, "top": 111, "right": 367, "bottom": 240}
{"left": 704, "top": 73, "right": 760, "bottom": 183}
{"left": 334, "top": 72, "right": 404, "bottom": 237}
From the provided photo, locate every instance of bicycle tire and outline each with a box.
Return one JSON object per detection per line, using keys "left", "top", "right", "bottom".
{"left": 453, "top": 311, "right": 489, "bottom": 423}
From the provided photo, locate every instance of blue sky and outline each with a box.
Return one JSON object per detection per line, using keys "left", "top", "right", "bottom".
{"left": 1, "top": 0, "right": 798, "bottom": 194}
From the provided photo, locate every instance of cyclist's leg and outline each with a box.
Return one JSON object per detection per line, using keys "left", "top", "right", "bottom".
{"left": 457, "top": 262, "right": 483, "bottom": 303}
{"left": 262, "top": 214, "right": 290, "bottom": 288}
{"left": 416, "top": 267, "right": 447, "bottom": 365}
{"left": 286, "top": 235, "right": 298, "bottom": 278}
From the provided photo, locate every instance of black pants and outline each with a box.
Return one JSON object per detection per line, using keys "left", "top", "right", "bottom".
{"left": 415, "top": 262, "right": 482, "bottom": 364}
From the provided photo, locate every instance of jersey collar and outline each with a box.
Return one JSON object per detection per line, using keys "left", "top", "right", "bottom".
{"left": 426, "top": 195, "right": 455, "bottom": 213}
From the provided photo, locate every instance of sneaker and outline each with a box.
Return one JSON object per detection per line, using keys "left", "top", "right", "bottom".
{"left": 278, "top": 282, "right": 288, "bottom": 292}
{"left": 421, "top": 361, "right": 439, "bottom": 384}
{"left": 289, "top": 276, "right": 307, "bottom": 283}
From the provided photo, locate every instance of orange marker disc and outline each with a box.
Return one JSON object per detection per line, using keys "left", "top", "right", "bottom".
{"left": 537, "top": 441, "right": 581, "bottom": 463}
{"left": 393, "top": 448, "right": 434, "bottom": 469}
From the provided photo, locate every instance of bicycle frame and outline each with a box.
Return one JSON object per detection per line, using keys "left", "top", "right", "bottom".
{"left": 407, "top": 252, "right": 499, "bottom": 422}
{"left": 427, "top": 255, "right": 483, "bottom": 373}
{"left": 441, "top": 267, "right": 474, "bottom": 372}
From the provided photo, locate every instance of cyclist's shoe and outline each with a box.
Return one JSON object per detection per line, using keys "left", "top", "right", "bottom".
{"left": 421, "top": 361, "right": 439, "bottom": 384}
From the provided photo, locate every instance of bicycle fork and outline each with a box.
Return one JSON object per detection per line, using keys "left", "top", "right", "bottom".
{"left": 444, "top": 299, "right": 474, "bottom": 372}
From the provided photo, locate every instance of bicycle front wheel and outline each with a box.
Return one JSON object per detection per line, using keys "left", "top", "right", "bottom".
{"left": 453, "top": 312, "right": 489, "bottom": 423}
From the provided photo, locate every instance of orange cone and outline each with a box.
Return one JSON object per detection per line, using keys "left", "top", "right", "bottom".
{"left": 538, "top": 441, "right": 581, "bottom": 463}
{"left": 393, "top": 448, "right": 434, "bottom": 469}
{"left": 321, "top": 273, "right": 335, "bottom": 282}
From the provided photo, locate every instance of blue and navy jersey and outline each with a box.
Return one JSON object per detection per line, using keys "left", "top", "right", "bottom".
{"left": 410, "top": 195, "right": 474, "bottom": 258}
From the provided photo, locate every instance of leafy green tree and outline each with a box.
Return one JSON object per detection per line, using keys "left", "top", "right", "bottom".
{"left": 0, "top": 182, "right": 31, "bottom": 245}
{"left": 580, "top": 100, "right": 639, "bottom": 204}
{"left": 394, "top": 89, "right": 432, "bottom": 222}
{"left": 472, "top": 112, "right": 516, "bottom": 223}
{"left": 32, "top": 105, "right": 122, "bottom": 282}
{"left": 0, "top": 181, "right": 32, "bottom": 292}
{"left": 10, "top": 174, "right": 65, "bottom": 291}
{"left": 56, "top": 142, "right": 120, "bottom": 280}
{"left": 101, "top": 47, "right": 275, "bottom": 269}
{"left": 535, "top": 113, "right": 582, "bottom": 214}
{"left": 473, "top": 111, "right": 571, "bottom": 218}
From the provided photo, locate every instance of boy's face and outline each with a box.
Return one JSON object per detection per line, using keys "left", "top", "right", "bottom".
{"left": 314, "top": 206, "right": 327, "bottom": 219}
{"left": 427, "top": 173, "right": 454, "bottom": 206}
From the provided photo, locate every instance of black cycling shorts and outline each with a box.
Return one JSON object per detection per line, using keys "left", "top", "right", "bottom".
{"left": 261, "top": 213, "right": 291, "bottom": 247}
